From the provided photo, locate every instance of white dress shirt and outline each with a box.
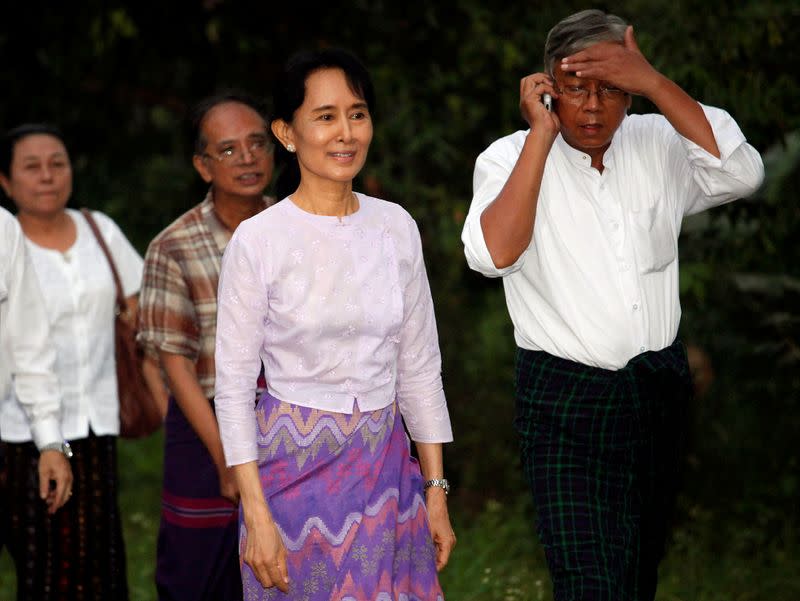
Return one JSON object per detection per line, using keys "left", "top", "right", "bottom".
{"left": 462, "top": 104, "right": 764, "bottom": 370}
{"left": 0, "top": 209, "right": 143, "bottom": 442}
{"left": 0, "top": 207, "right": 60, "bottom": 448}
{"left": 215, "top": 193, "right": 453, "bottom": 466}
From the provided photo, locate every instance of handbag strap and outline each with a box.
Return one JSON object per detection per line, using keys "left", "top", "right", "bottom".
{"left": 80, "top": 208, "right": 127, "bottom": 314}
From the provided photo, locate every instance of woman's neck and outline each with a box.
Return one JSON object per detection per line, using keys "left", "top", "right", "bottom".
{"left": 291, "top": 180, "right": 358, "bottom": 218}
{"left": 17, "top": 209, "right": 76, "bottom": 252}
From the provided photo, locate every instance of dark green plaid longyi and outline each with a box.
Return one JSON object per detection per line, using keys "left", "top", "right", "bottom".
{"left": 514, "top": 340, "right": 692, "bottom": 601}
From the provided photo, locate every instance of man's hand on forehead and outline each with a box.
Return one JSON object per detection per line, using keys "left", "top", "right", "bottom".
{"left": 559, "top": 25, "right": 661, "bottom": 97}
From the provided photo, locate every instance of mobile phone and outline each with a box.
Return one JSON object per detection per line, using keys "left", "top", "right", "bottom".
{"left": 542, "top": 93, "right": 552, "bottom": 112}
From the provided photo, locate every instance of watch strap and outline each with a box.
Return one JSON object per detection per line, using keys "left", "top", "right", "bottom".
{"left": 39, "top": 441, "right": 73, "bottom": 459}
{"left": 423, "top": 478, "right": 450, "bottom": 494}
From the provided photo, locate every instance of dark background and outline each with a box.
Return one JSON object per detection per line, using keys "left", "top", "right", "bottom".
{"left": 2, "top": 1, "right": 799, "bottom": 598}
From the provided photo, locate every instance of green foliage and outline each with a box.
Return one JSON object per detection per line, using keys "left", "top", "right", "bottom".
{"left": 1, "top": 0, "right": 799, "bottom": 591}
{"left": 675, "top": 130, "right": 800, "bottom": 561}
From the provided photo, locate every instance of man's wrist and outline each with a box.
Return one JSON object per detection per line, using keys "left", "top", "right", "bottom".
{"left": 526, "top": 126, "right": 557, "bottom": 147}
{"left": 641, "top": 70, "right": 670, "bottom": 105}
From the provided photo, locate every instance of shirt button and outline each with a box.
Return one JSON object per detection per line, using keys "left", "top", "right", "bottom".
{"left": 639, "top": 346, "right": 646, "bottom": 352}
{"left": 632, "top": 303, "right": 639, "bottom": 311}
{"left": 612, "top": 222, "right": 620, "bottom": 230}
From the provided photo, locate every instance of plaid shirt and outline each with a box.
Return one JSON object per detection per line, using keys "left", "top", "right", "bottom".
{"left": 137, "top": 191, "right": 273, "bottom": 399}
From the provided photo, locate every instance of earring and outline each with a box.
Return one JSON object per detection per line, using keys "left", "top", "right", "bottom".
{"left": 286, "top": 143, "right": 296, "bottom": 153}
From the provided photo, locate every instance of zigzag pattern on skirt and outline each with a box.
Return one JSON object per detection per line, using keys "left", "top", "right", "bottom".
{"left": 240, "top": 392, "right": 444, "bottom": 600}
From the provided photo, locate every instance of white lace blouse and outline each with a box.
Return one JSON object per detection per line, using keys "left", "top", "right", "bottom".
{"left": 0, "top": 209, "right": 143, "bottom": 442}
{"left": 215, "top": 193, "right": 453, "bottom": 466}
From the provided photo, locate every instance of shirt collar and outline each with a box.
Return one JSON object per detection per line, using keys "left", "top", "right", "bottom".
{"left": 200, "top": 189, "right": 274, "bottom": 255}
{"left": 199, "top": 190, "right": 230, "bottom": 255}
{"left": 555, "top": 134, "right": 595, "bottom": 168}
{"left": 554, "top": 116, "right": 626, "bottom": 171}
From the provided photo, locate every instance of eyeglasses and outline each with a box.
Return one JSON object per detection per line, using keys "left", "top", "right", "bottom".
{"left": 203, "top": 137, "right": 274, "bottom": 165}
{"left": 556, "top": 85, "right": 627, "bottom": 104}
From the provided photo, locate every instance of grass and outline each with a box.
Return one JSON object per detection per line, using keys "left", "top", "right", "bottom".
{"left": 2, "top": 435, "right": 799, "bottom": 600}
{"left": 441, "top": 498, "right": 800, "bottom": 601}
{"left": 117, "top": 431, "right": 165, "bottom": 600}
{"left": 439, "top": 497, "right": 551, "bottom": 601}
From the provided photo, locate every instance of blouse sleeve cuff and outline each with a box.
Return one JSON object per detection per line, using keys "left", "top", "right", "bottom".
{"left": 216, "top": 407, "right": 259, "bottom": 467}
{"left": 400, "top": 389, "right": 454, "bottom": 443}
{"left": 222, "top": 445, "right": 259, "bottom": 467}
{"left": 32, "top": 417, "right": 63, "bottom": 450}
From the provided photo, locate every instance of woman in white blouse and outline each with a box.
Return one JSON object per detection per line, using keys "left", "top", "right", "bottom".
{"left": 0, "top": 124, "right": 142, "bottom": 600}
{"left": 215, "top": 49, "right": 456, "bottom": 600}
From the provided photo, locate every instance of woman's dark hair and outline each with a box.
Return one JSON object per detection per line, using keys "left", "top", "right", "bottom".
{"left": 272, "top": 48, "right": 375, "bottom": 199}
{"left": 190, "top": 90, "right": 269, "bottom": 156}
{"left": 1, "top": 123, "right": 67, "bottom": 176}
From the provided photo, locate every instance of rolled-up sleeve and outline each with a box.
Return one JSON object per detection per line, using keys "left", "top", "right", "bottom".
{"left": 2, "top": 218, "right": 61, "bottom": 448}
{"left": 462, "top": 135, "right": 529, "bottom": 278}
{"left": 396, "top": 217, "right": 453, "bottom": 443}
{"left": 214, "top": 230, "right": 268, "bottom": 466}
{"left": 137, "top": 242, "right": 199, "bottom": 362}
{"left": 676, "top": 104, "right": 765, "bottom": 215}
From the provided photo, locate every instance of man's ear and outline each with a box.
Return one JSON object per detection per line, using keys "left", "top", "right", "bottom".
{"left": 271, "top": 119, "right": 294, "bottom": 151}
{"left": 192, "top": 154, "right": 213, "bottom": 184}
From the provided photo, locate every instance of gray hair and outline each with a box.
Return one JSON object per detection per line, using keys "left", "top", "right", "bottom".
{"left": 543, "top": 10, "right": 628, "bottom": 77}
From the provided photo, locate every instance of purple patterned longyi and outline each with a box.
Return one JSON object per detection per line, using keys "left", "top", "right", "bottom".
{"left": 240, "top": 392, "right": 445, "bottom": 600}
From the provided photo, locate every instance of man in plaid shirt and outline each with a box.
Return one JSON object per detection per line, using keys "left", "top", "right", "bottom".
{"left": 138, "top": 92, "right": 274, "bottom": 601}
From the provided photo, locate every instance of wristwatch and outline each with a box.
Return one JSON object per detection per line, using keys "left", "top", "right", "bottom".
{"left": 40, "top": 440, "right": 74, "bottom": 459}
{"left": 423, "top": 478, "right": 450, "bottom": 495}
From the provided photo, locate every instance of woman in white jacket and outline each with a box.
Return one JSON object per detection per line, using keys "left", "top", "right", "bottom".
{"left": 0, "top": 123, "right": 143, "bottom": 600}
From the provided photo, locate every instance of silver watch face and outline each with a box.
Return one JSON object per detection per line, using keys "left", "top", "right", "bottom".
{"left": 40, "top": 441, "right": 73, "bottom": 458}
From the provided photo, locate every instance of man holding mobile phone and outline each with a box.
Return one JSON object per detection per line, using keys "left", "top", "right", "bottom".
{"left": 462, "top": 9, "right": 763, "bottom": 601}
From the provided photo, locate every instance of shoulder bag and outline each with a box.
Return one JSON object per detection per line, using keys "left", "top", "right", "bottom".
{"left": 81, "top": 208, "right": 162, "bottom": 439}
